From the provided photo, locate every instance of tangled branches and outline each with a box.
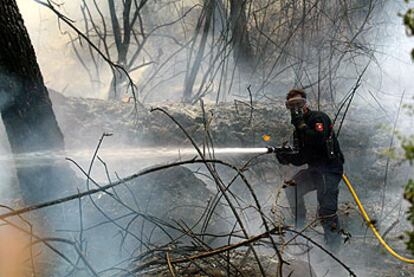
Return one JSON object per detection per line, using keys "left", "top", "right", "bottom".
{"left": 0, "top": 108, "right": 356, "bottom": 277}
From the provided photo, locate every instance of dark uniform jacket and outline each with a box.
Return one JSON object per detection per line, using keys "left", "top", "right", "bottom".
{"left": 287, "top": 109, "right": 344, "bottom": 173}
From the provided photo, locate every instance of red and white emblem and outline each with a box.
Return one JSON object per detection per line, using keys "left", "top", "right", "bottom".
{"left": 315, "top": 123, "right": 324, "bottom": 132}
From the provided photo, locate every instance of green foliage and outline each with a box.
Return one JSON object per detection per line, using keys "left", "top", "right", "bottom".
{"left": 403, "top": 1, "right": 414, "bottom": 59}
{"left": 404, "top": 179, "right": 414, "bottom": 253}
{"left": 403, "top": 8, "right": 414, "bottom": 33}
{"left": 403, "top": 140, "right": 414, "bottom": 162}
{"left": 401, "top": 113, "right": 414, "bottom": 254}
{"left": 403, "top": 0, "right": 414, "bottom": 255}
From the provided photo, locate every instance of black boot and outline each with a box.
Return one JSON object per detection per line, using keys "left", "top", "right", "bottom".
{"left": 322, "top": 215, "right": 342, "bottom": 252}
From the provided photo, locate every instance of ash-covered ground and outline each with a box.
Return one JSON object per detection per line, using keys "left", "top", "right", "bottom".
{"left": 0, "top": 91, "right": 410, "bottom": 276}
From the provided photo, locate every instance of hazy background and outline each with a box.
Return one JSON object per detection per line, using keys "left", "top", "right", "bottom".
{"left": 15, "top": 0, "right": 414, "bottom": 112}
{"left": 1, "top": 0, "right": 413, "bottom": 276}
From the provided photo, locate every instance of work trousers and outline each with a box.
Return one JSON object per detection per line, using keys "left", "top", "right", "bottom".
{"left": 285, "top": 167, "right": 342, "bottom": 246}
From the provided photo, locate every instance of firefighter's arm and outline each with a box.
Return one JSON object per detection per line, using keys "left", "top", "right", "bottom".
{"left": 276, "top": 151, "right": 306, "bottom": 166}
{"left": 287, "top": 152, "right": 306, "bottom": 166}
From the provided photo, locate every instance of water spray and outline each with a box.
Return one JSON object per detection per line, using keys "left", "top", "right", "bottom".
{"left": 1, "top": 146, "right": 280, "bottom": 168}
{"left": 2, "top": 143, "right": 414, "bottom": 264}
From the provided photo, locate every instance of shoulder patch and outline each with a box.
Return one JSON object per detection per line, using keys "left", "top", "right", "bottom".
{"left": 315, "top": 122, "right": 324, "bottom": 132}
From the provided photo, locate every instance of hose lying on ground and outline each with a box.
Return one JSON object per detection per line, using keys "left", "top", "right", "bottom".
{"left": 342, "top": 174, "right": 414, "bottom": 264}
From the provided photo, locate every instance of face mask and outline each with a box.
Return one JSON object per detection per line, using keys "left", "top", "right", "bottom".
{"left": 285, "top": 97, "right": 306, "bottom": 110}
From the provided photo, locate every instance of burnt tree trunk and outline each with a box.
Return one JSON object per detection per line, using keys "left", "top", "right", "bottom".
{"left": 0, "top": 0, "right": 72, "bottom": 203}
{"left": 182, "top": 0, "right": 214, "bottom": 102}
{"left": 107, "top": 0, "right": 130, "bottom": 100}
{"left": 229, "top": 0, "right": 254, "bottom": 72}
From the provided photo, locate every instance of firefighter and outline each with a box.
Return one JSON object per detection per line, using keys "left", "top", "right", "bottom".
{"left": 276, "top": 89, "right": 345, "bottom": 249}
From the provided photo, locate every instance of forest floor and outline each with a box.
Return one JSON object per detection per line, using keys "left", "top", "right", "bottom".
{"left": 40, "top": 91, "right": 414, "bottom": 276}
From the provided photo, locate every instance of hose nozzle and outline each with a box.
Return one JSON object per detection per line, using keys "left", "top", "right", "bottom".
{"left": 266, "top": 146, "right": 277, "bottom": 153}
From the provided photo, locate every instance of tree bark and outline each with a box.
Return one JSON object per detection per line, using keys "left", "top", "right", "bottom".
{"left": 229, "top": 0, "right": 254, "bottom": 72}
{"left": 182, "top": 0, "right": 214, "bottom": 102}
{"left": 0, "top": 0, "right": 71, "bottom": 203}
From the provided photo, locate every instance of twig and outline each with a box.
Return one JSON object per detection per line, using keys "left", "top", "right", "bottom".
{"left": 151, "top": 107, "right": 273, "bottom": 276}
{"left": 166, "top": 252, "right": 176, "bottom": 277}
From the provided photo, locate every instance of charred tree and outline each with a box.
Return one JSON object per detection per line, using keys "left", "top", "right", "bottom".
{"left": 76, "top": 0, "right": 152, "bottom": 100}
{"left": 106, "top": 0, "right": 136, "bottom": 100}
{"left": 182, "top": 0, "right": 215, "bottom": 102}
{"left": 0, "top": 0, "right": 72, "bottom": 203}
{"left": 229, "top": 0, "right": 254, "bottom": 72}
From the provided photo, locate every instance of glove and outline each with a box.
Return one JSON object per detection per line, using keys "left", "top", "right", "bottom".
{"left": 276, "top": 152, "right": 290, "bottom": 165}
{"left": 290, "top": 109, "right": 306, "bottom": 129}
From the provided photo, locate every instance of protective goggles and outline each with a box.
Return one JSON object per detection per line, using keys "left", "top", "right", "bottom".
{"left": 285, "top": 96, "right": 306, "bottom": 110}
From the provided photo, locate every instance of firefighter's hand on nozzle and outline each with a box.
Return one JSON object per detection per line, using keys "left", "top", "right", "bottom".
{"left": 276, "top": 151, "right": 290, "bottom": 165}
{"left": 266, "top": 145, "right": 293, "bottom": 165}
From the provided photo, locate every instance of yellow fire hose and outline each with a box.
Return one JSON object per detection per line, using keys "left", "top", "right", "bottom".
{"left": 342, "top": 174, "right": 414, "bottom": 263}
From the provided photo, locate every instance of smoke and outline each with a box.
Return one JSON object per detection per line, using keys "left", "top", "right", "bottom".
{"left": 3, "top": 0, "right": 414, "bottom": 276}
{"left": 16, "top": 0, "right": 96, "bottom": 97}
{"left": 362, "top": 1, "right": 414, "bottom": 108}
{"left": 16, "top": 0, "right": 203, "bottom": 100}
{"left": 15, "top": 0, "right": 414, "bottom": 106}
